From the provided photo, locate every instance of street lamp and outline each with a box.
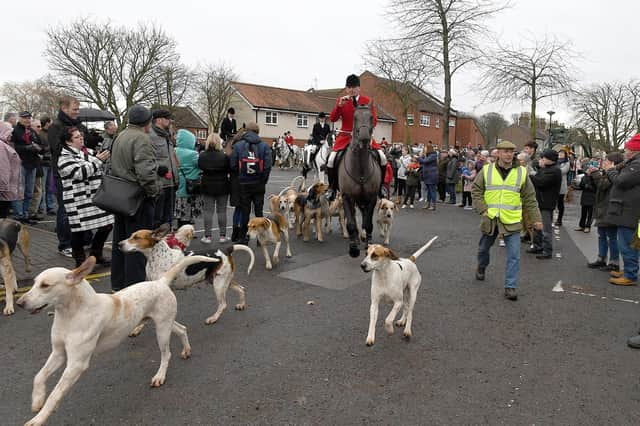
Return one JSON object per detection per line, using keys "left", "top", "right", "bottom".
{"left": 547, "top": 110, "right": 555, "bottom": 131}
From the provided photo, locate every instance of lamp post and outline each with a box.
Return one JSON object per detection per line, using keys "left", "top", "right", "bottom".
{"left": 547, "top": 110, "right": 555, "bottom": 148}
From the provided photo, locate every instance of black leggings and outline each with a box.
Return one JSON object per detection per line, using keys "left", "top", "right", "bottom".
{"left": 462, "top": 191, "right": 472, "bottom": 207}
{"left": 71, "top": 224, "right": 113, "bottom": 264}
{"left": 397, "top": 179, "right": 407, "bottom": 197}
{"left": 579, "top": 205, "right": 594, "bottom": 229}
{"left": 556, "top": 194, "right": 565, "bottom": 223}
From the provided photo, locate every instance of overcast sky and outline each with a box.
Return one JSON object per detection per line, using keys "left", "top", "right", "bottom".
{"left": 2, "top": 0, "right": 638, "bottom": 125}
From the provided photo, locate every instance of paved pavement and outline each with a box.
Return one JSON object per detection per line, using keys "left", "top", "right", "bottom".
{"left": 2, "top": 169, "right": 640, "bottom": 425}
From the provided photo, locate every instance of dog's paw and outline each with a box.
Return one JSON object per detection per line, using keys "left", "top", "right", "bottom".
{"left": 265, "top": 263, "right": 273, "bottom": 270}
{"left": 3, "top": 306, "right": 15, "bottom": 316}
{"left": 235, "top": 303, "right": 246, "bottom": 311}
{"left": 204, "top": 316, "right": 218, "bottom": 325}
{"left": 128, "top": 323, "right": 145, "bottom": 337}
{"left": 286, "top": 252, "right": 292, "bottom": 258}
{"left": 384, "top": 239, "right": 390, "bottom": 245}
{"left": 403, "top": 330, "right": 412, "bottom": 340}
{"left": 366, "top": 336, "right": 375, "bottom": 346}
{"left": 395, "top": 319, "right": 406, "bottom": 327}
{"left": 31, "top": 392, "right": 46, "bottom": 412}
{"left": 180, "top": 348, "right": 191, "bottom": 359}
{"left": 24, "top": 417, "right": 44, "bottom": 426}
{"left": 150, "top": 374, "right": 166, "bottom": 387}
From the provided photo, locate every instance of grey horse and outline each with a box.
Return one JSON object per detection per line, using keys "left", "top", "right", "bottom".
{"left": 338, "top": 101, "right": 382, "bottom": 257}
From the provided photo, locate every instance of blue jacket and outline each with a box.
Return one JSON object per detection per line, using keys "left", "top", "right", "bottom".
{"left": 230, "top": 131, "right": 272, "bottom": 184}
{"left": 418, "top": 152, "right": 439, "bottom": 185}
{"left": 175, "top": 129, "right": 200, "bottom": 198}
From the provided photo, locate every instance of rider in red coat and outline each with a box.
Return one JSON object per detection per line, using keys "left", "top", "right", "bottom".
{"left": 284, "top": 132, "right": 294, "bottom": 146}
{"left": 326, "top": 74, "right": 387, "bottom": 200}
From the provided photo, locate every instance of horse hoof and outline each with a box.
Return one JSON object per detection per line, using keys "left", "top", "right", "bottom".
{"left": 349, "top": 245, "right": 360, "bottom": 258}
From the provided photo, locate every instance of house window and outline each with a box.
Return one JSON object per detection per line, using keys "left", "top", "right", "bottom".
{"left": 449, "top": 119, "right": 456, "bottom": 127}
{"left": 296, "top": 114, "right": 308, "bottom": 128}
{"left": 265, "top": 111, "right": 278, "bottom": 125}
{"left": 420, "top": 114, "right": 430, "bottom": 127}
{"left": 196, "top": 129, "right": 207, "bottom": 140}
{"left": 435, "top": 118, "right": 440, "bottom": 128}
{"left": 406, "top": 113, "right": 414, "bottom": 126}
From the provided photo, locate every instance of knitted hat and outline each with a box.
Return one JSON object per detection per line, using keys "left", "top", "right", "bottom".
{"left": 541, "top": 149, "right": 559, "bottom": 163}
{"left": 624, "top": 133, "right": 640, "bottom": 151}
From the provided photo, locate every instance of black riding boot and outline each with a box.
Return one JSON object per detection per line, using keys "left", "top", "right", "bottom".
{"left": 231, "top": 226, "right": 240, "bottom": 242}
{"left": 379, "top": 165, "right": 387, "bottom": 198}
{"left": 326, "top": 166, "right": 339, "bottom": 201}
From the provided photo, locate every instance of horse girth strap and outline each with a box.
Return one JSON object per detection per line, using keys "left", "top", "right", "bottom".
{"left": 343, "top": 148, "right": 378, "bottom": 186}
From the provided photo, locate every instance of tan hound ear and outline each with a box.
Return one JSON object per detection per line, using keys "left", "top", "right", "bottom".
{"left": 152, "top": 223, "right": 171, "bottom": 240}
{"left": 66, "top": 256, "right": 96, "bottom": 286}
{"left": 385, "top": 248, "right": 400, "bottom": 260}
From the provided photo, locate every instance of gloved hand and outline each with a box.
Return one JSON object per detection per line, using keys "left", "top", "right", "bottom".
{"left": 157, "top": 166, "right": 169, "bottom": 176}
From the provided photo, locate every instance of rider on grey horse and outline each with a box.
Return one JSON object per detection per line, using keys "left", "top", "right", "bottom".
{"left": 325, "top": 74, "right": 387, "bottom": 201}
{"left": 305, "top": 112, "right": 331, "bottom": 173}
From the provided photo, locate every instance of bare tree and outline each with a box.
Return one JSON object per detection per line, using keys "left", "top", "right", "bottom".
{"left": 572, "top": 81, "right": 636, "bottom": 151}
{"left": 194, "top": 64, "right": 238, "bottom": 133}
{"left": 478, "top": 35, "right": 577, "bottom": 141}
{"left": 45, "top": 19, "right": 181, "bottom": 127}
{"left": 0, "top": 79, "right": 66, "bottom": 117}
{"left": 150, "top": 61, "right": 196, "bottom": 111}
{"left": 477, "top": 112, "right": 508, "bottom": 146}
{"left": 364, "top": 39, "right": 437, "bottom": 144}
{"left": 387, "top": 0, "right": 508, "bottom": 148}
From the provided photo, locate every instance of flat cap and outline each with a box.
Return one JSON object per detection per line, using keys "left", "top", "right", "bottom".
{"left": 152, "top": 109, "right": 172, "bottom": 120}
{"left": 496, "top": 140, "right": 516, "bottom": 150}
{"left": 128, "top": 105, "right": 152, "bottom": 126}
{"left": 18, "top": 111, "right": 32, "bottom": 118}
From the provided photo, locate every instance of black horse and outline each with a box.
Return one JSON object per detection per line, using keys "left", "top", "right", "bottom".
{"left": 338, "top": 101, "right": 382, "bottom": 257}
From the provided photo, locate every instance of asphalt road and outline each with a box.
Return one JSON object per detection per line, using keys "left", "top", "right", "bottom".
{"left": 2, "top": 168, "right": 640, "bottom": 425}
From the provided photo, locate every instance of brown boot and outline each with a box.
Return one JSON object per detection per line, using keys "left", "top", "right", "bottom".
{"left": 609, "top": 277, "right": 637, "bottom": 286}
{"left": 610, "top": 270, "right": 624, "bottom": 278}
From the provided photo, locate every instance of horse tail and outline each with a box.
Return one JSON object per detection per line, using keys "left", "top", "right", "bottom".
{"left": 409, "top": 236, "right": 438, "bottom": 263}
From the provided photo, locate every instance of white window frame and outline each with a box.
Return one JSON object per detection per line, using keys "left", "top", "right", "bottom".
{"left": 265, "top": 111, "right": 278, "bottom": 125}
{"left": 406, "top": 113, "right": 414, "bottom": 126}
{"left": 449, "top": 119, "right": 456, "bottom": 127}
{"left": 435, "top": 117, "right": 440, "bottom": 128}
{"left": 420, "top": 114, "right": 430, "bottom": 127}
{"left": 296, "top": 114, "right": 308, "bottom": 128}
{"left": 196, "top": 129, "right": 207, "bottom": 140}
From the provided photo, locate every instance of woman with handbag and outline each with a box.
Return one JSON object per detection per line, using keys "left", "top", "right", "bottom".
{"left": 58, "top": 127, "right": 113, "bottom": 267}
{"left": 175, "top": 129, "right": 203, "bottom": 227}
{"left": 198, "top": 133, "right": 230, "bottom": 243}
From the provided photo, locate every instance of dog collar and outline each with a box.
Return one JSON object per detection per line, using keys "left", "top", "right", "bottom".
{"left": 165, "top": 234, "right": 186, "bottom": 251}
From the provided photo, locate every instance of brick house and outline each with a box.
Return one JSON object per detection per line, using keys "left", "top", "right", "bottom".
{"left": 229, "top": 81, "right": 396, "bottom": 146}
{"left": 153, "top": 104, "right": 209, "bottom": 144}
{"left": 350, "top": 71, "right": 485, "bottom": 149}
{"left": 498, "top": 112, "right": 548, "bottom": 150}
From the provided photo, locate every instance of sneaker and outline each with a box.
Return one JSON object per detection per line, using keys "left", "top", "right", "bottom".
{"left": 418, "top": 198, "right": 424, "bottom": 202}
{"left": 627, "top": 335, "right": 640, "bottom": 349}
{"left": 600, "top": 263, "right": 619, "bottom": 272}
{"left": 583, "top": 228, "right": 591, "bottom": 233}
{"left": 498, "top": 239, "right": 505, "bottom": 247}
{"left": 59, "top": 248, "right": 73, "bottom": 258}
{"left": 401, "top": 205, "right": 407, "bottom": 209}
{"left": 409, "top": 204, "right": 415, "bottom": 209}
{"left": 200, "top": 236, "right": 212, "bottom": 244}
{"left": 574, "top": 227, "right": 585, "bottom": 232}
{"left": 219, "top": 236, "right": 229, "bottom": 243}
{"left": 463, "top": 206, "right": 473, "bottom": 210}
{"left": 504, "top": 288, "right": 518, "bottom": 301}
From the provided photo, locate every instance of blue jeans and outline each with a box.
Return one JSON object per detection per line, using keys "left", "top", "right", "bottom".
{"left": 446, "top": 183, "right": 457, "bottom": 203}
{"left": 11, "top": 166, "right": 36, "bottom": 219}
{"left": 618, "top": 226, "right": 639, "bottom": 281}
{"left": 424, "top": 183, "right": 437, "bottom": 204}
{"left": 478, "top": 227, "right": 520, "bottom": 289}
{"left": 39, "top": 167, "right": 56, "bottom": 211}
{"left": 597, "top": 226, "right": 619, "bottom": 262}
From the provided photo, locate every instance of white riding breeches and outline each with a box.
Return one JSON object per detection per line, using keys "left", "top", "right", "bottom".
{"left": 327, "top": 149, "right": 387, "bottom": 168}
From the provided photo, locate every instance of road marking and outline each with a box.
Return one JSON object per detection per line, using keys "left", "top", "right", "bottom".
{"left": 552, "top": 281, "right": 564, "bottom": 292}
{"left": 552, "top": 282, "right": 640, "bottom": 305}
{"left": 0, "top": 272, "right": 110, "bottom": 302}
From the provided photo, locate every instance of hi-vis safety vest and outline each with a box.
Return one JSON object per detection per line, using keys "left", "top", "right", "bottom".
{"left": 483, "top": 163, "right": 527, "bottom": 224}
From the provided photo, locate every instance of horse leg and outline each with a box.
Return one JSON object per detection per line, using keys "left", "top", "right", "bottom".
{"left": 362, "top": 198, "right": 376, "bottom": 247}
{"left": 343, "top": 196, "right": 360, "bottom": 258}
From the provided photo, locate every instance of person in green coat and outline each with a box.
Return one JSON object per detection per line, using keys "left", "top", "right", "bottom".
{"left": 175, "top": 129, "right": 203, "bottom": 226}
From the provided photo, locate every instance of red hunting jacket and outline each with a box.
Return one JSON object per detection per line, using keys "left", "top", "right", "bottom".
{"left": 329, "top": 95, "right": 381, "bottom": 152}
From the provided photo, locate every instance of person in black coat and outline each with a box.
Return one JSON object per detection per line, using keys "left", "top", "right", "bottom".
{"left": 575, "top": 166, "right": 597, "bottom": 232}
{"left": 220, "top": 107, "right": 237, "bottom": 142}
{"left": 11, "top": 111, "right": 43, "bottom": 223}
{"left": 529, "top": 149, "right": 562, "bottom": 259}
{"left": 198, "top": 134, "right": 231, "bottom": 243}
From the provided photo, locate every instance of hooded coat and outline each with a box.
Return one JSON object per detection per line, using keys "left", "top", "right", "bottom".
{"left": 0, "top": 122, "right": 22, "bottom": 201}
{"left": 175, "top": 129, "right": 201, "bottom": 198}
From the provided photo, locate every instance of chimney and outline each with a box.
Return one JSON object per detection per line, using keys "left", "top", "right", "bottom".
{"left": 518, "top": 112, "right": 530, "bottom": 128}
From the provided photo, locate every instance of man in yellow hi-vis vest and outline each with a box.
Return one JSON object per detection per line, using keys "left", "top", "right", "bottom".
{"left": 471, "top": 140, "right": 542, "bottom": 301}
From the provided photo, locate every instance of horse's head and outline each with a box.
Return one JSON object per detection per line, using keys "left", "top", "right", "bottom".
{"left": 352, "top": 101, "right": 374, "bottom": 150}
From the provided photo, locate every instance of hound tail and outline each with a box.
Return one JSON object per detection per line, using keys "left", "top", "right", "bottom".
{"left": 409, "top": 236, "right": 438, "bottom": 263}
{"left": 232, "top": 244, "right": 255, "bottom": 275}
{"left": 290, "top": 175, "right": 305, "bottom": 192}
{"left": 160, "top": 255, "right": 219, "bottom": 285}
